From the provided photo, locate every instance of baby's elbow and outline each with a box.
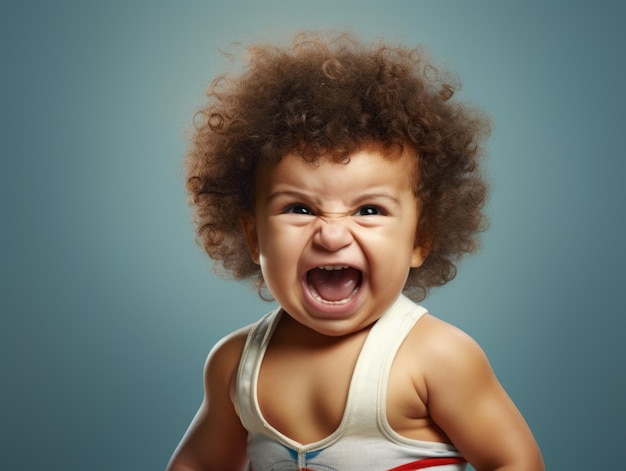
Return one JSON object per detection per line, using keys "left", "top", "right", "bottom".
{"left": 166, "top": 450, "right": 211, "bottom": 471}
{"left": 523, "top": 447, "right": 546, "bottom": 471}
{"left": 166, "top": 453, "right": 248, "bottom": 471}
{"left": 494, "top": 447, "right": 545, "bottom": 471}
{"left": 165, "top": 455, "right": 199, "bottom": 471}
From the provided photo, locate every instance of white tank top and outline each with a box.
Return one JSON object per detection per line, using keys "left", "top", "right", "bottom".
{"left": 236, "top": 294, "right": 467, "bottom": 471}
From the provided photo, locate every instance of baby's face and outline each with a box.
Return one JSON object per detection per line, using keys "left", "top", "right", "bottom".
{"left": 241, "top": 146, "right": 426, "bottom": 337}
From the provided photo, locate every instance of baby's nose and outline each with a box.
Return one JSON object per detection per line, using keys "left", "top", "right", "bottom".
{"left": 312, "top": 215, "right": 353, "bottom": 252}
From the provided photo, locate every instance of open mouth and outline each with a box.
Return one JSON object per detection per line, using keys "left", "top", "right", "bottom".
{"left": 306, "top": 265, "right": 363, "bottom": 305}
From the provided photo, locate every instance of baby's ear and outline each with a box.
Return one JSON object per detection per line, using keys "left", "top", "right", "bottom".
{"left": 410, "top": 231, "right": 431, "bottom": 268}
{"left": 410, "top": 244, "right": 429, "bottom": 268}
{"left": 239, "top": 212, "right": 260, "bottom": 265}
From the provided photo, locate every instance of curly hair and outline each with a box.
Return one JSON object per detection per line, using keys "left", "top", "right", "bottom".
{"left": 185, "top": 31, "right": 490, "bottom": 301}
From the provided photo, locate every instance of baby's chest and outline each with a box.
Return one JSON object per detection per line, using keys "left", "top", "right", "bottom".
{"left": 256, "top": 342, "right": 428, "bottom": 444}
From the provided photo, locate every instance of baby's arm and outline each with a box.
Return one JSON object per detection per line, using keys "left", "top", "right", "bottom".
{"left": 419, "top": 316, "right": 545, "bottom": 471}
{"left": 166, "top": 330, "right": 249, "bottom": 471}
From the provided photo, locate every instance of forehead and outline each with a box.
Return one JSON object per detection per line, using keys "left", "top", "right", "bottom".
{"left": 256, "top": 143, "right": 418, "bottom": 190}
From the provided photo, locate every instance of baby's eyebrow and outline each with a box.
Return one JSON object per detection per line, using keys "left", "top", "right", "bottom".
{"left": 266, "top": 189, "right": 318, "bottom": 203}
{"left": 351, "top": 192, "right": 400, "bottom": 206}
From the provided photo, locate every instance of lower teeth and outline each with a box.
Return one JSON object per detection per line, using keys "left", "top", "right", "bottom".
{"left": 310, "top": 285, "right": 359, "bottom": 305}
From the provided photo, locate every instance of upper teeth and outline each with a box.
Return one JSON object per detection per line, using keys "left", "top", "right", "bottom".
{"left": 319, "top": 265, "right": 349, "bottom": 271}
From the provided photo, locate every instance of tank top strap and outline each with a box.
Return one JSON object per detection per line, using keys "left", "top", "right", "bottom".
{"left": 235, "top": 307, "right": 282, "bottom": 436}
{"left": 341, "top": 294, "right": 428, "bottom": 437}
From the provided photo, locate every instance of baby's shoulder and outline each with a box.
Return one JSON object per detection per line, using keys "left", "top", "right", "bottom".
{"left": 404, "top": 313, "right": 493, "bottom": 379}
{"left": 203, "top": 325, "right": 252, "bottom": 389}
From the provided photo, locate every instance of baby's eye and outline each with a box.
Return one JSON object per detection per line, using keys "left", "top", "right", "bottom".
{"left": 356, "top": 206, "right": 385, "bottom": 216}
{"left": 286, "top": 204, "right": 314, "bottom": 215}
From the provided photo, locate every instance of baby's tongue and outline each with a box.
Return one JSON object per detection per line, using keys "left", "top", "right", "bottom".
{"left": 307, "top": 267, "right": 360, "bottom": 302}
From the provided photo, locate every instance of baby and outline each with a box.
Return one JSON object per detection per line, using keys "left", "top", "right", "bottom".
{"left": 167, "top": 31, "right": 544, "bottom": 471}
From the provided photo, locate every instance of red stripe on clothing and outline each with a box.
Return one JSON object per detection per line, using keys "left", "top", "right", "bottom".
{"left": 387, "top": 457, "right": 467, "bottom": 470}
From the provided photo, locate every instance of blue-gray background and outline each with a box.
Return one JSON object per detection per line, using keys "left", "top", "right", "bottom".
{"left": 2, "top": 1, "right": 624, "bottom": 470}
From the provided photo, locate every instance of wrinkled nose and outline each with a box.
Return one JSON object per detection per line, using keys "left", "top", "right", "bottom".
{"left": 312, "top": 216, "right": 353, "bottom": 252}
